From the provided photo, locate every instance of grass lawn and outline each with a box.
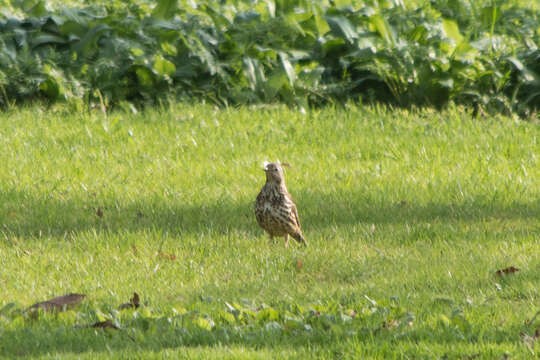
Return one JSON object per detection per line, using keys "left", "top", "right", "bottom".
{"left": 0, "top": 103, "right": 539, "bottom": 359}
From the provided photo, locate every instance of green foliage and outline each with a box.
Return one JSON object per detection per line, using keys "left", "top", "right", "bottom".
{"left": 0, "top": 0, "right": 539, "bottom": 114}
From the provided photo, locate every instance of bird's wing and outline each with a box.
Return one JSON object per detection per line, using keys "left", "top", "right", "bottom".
{"left": 254, "top": 191, "right": 265, "bottom": 225}
{"left": 290, "top": 202, "right": 301, "bottom": 229}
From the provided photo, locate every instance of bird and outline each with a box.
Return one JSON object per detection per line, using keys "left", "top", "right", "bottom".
{"left": 255, "top": 161, "right": 307, "bottom": 247}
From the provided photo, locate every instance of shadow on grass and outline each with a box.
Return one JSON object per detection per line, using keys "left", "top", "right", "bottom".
{"left": 1, "top": 188, "right": 538, "bottom": 239}
{"left": 0, "top": 316, "right": 526, "bottom": 358}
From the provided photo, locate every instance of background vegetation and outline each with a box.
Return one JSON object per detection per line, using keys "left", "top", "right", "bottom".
{"left": 0, "top": 104, "right": 539, "bottom": 358}
{"left": 0, "top": 0, "right": 539, "bottom": 115}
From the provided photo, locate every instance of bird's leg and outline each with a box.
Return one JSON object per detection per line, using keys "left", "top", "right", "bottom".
{"left": 285, "top": 234, "right": 289, "bottom": 248}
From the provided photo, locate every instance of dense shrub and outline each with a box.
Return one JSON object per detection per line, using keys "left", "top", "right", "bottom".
{"left": 0, "top": 0, "right": 538, "bottom": 115}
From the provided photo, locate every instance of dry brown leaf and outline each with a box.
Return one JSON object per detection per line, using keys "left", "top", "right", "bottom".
{"left": 495, "top": 266, "right": 520, "bottom": 276}
{"left": 159, "top": 252, "right": 176, "bottom": 261}
{"left": 296, "top": 259, "right": 303, "bottom": 269}
{"left": 96, "top": 208, "right": 103, "bottom": 217}
{"left": 27, "top": 293, "right": 86, "bottom": 313}
{"left": 119, "top": 292, "right": 140, "bottom": 310}
{"left": 382, "top": 319, "right": 400, "bottom": 329}
{"left": 91, "top": 320, "right": 119, "bottom": 330}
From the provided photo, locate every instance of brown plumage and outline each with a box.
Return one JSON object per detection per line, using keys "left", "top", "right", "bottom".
{"left": 255, "top": 161, "right": 306, "bottom": 247}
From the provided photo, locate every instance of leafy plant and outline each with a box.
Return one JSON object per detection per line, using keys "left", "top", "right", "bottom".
{"left": 0, "top": 0, "right": 538, "bottom": 115}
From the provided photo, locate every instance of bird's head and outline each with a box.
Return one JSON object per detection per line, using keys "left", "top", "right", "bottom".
{"left": 263, "top": 161, "right": 285, "bottom": 183}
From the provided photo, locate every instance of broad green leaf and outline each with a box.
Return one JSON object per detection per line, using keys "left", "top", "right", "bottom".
{"left": 154, "top": 55, "right": 176, "bottom": 77}
{"left": 135, "top": 66, "right": 156, "bottom": 87}
{"left": 438, "top": 78, "right": 454, "bottom": 88}
{"left": 256, "top": 307, "right": 279, "bottom": 323}
{"left": 286, "top": 10, "right": 313, "bottom": 24}
{"left": 453, "top": 43, "right": 478, "bottom": 63}
{"left": 507, "top": 57, "right": 525, "bottom": 71}
{"left": 31, "top": 34, "right": 67, "bottom": 48}
{"left": 39, "top": 65, "right": 67, "bottom": 100}
{"left": 39, "top": 78, "right": 60, "bottom": 99}
{"left": 58, "top": 20, "right": 87, "bottom": 38}
{"left": 408, "top": 25, "right": 427, "bottom": 42}
{"left": 21, "top": 0, "right": 47, "bottom": 17}
{"left": 172, "top": 306, "right": 188, "bottom": 315}
{"left": 73, "top": 24, "right": 110, "bottom": 54}
{"left": 152, "top": 0, "right": 178, "bottom": 20}
{"left": 314, "top": 14, "right": 330, "bottom": 36}
{"left": 161, "top": 42, "right": 177, "bottom": 56}
{"left": 194, "top": 317, "right": 213, "bottom": 330}
{"left": 219, "top": 311, "right": 236, "bottom": 325}
{"left": 369, "top": 14, "right": 395, "bottom": 46}
{"left": 442, "top": 19, "right": 463, "bottom": 44}
{"left": 265, "top": 0, "right": 275, "bottom": 18}
{"left": 243, "top": 57, "right": 258, "bottom": 90}
{"left": 298, "top": 66, "right": 324, "bottom": 86}
{"left": 524, "top": 91, "right": 540, "bottom": 104}
{"left": 507, "top": 57, "right": 536, "bottom": 82}
{"left": 326, "top": 16, "right": 358, "bottom": 43}
{"left": 334, "top": 0, "right": 353, "bottom": 8}
{"left": 279, "top": 52, "right": 296, "bottom": 87}
{"left": 322, "top": 38, "right": 346, "bottom": 55}
{"left": 266, "top": 70, "right": 288, "bottom": 97}
{"left": 130, "top": 47, "right": 145, "bottom": 57}
{"left": 94, "top": 310, "right": 107, "bottom": 323}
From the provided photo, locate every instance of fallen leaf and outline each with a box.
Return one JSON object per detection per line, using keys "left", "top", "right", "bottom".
{"left": 495, "top": 266, "right": 520, "bottom": 276}
{"left": 296, "top": 259, "right": 303, "bottom": 269}
{"left": 382, "top": 319, "right": 400, "bottom": 329}
{"left": 131, "top": 245, "right": 138, "bottom": 255}
{"left": 96, "top": 208, "right": 103, "bottom": 217}
{"left": 91, "top": 320, "right": 119, "bottom": 330}
{"left": 159, "top": 252, "right": 176, "bottom": 261}
{"left": 27, "top": 293, "right": 85, "bottom": 313}
{"left": 370, "top": 224, "right": 375, "bottom": 233}
{"left": 119, "top": 292, "right": 140, "bottom": 310}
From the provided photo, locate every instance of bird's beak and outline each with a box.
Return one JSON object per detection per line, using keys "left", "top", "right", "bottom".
{"left": 263, "top": 161, "right": 269, "bottom": 171}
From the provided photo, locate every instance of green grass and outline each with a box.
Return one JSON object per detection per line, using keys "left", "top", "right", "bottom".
{"left": 0, "top": 103, "right": 539, "bottom": 359}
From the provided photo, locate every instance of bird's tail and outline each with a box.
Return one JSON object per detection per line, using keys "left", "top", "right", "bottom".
{"left": 292, "top": 231, "right": 307, "bottom": 246}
